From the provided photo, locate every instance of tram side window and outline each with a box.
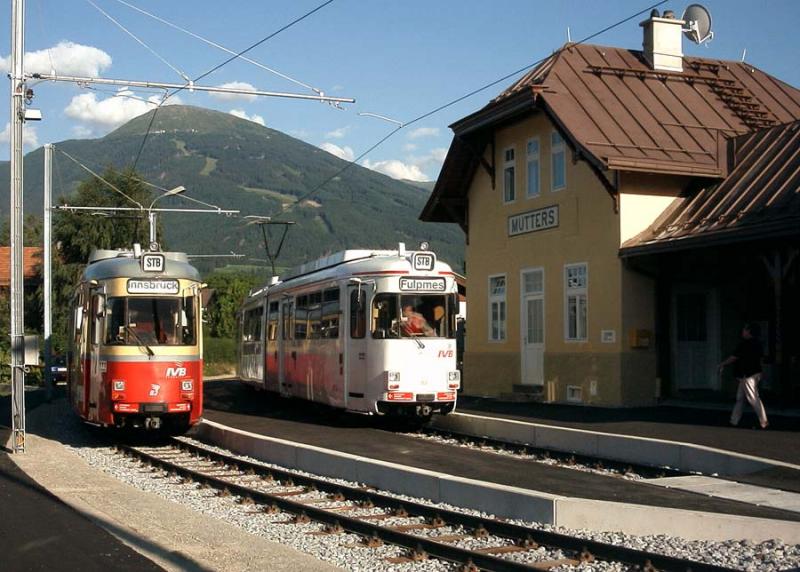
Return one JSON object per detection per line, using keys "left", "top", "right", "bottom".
{"left": 267, "top": 301, "right": 279, "bottom": 341}
{"left": 371, "top": 294, "right": 399, "bottom": 339}
{"left": 321, "top": 288, "right": 340, "bottom": 339}
{"left": 350, "top": 290, "right": 366, "bottom": 339}
{"left": 282, "top": 300, "right": 294, "bottom": 340}
{"left": 308, "top": 291, "right": 323, "bottom": 339}
{"left": 295, "top": 295, "right": 308, "bottom": 339}
{"left": 106, "top": 298, "right": 126, "bottom": 344}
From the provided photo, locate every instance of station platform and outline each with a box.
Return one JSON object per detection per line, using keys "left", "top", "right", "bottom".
{"left": 202, "top": 380, "right": 800, "bottom": 527}
{"left": 455, "top": 395, "right": 800, "bottom": 466}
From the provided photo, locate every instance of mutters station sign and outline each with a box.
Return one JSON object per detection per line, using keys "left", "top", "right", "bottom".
{"left": 508, "top": 205, "right": 559, "bottom": 237}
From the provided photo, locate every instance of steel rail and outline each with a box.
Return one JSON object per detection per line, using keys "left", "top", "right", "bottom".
{"left": 122, "top": 440, "right": 737, "bottom": 572}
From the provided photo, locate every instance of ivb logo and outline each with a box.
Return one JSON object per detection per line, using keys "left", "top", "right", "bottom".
{"left": 437, "top": 350, "right": 454, "bottom": 358}
{"left": 166, "top": 367, "right": 187, "bottom": 377}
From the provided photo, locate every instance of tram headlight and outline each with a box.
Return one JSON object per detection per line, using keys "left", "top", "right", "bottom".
{"left": 448, "top": 370, "right": 461, "bottom": 389}
{"left": 385, "top": 370, "right": 401, "bottom": 390}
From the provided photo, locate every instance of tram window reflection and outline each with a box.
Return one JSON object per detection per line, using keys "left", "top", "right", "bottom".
{"left": 105, "top": 296, "right": 197, "bottom": 346}
{"left": 370, "top": 294, "right": 454, "bottom": 339}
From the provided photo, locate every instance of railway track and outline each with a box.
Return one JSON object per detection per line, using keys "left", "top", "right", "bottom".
{"left": 407, "top": 426, "right": 686, "bottom": 480}
{"left": 119, "top": 438, "right": 737, "bottom": 572}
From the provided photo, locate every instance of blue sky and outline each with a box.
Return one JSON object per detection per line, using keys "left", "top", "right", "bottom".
{"left": 2, "top": 0, "right": 799, "bottom": 182}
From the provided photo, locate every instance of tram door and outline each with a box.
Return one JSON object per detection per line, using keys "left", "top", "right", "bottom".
{"left": 345, "top": 287, "right": 367, "bottom": 409}
{"left": 264, "top": 299, "right": 280, "bottom": 392}
{"left": 279, "top": 299, "right": 293, "bottom": 397}
{"left": 87, "top": 292, "right": 104, "bottom": 422}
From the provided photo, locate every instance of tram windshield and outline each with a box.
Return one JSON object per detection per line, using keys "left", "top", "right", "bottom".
{"left": 371, "top": 294, "right": 456, "bottom": 339}
{"left": 105, "top": 296, "right": 197, "bottom": 346}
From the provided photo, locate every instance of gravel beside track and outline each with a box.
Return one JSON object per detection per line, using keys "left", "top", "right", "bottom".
{"left": 60, "top": 422, "right": 799, "bottom": 572}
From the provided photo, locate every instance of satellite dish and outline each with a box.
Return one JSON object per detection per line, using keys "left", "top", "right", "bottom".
{"left": 682, "top": 4, "right": 714, "bottom": 44}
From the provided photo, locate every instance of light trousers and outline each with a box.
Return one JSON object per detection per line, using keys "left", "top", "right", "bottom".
{"left": 730, "top": 373, "right": 768, "bottom": 428}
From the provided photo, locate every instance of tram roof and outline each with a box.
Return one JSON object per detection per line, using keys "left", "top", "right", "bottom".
{"left": 248, "top": 246, "right": 455, "bottom": 299}
{"left": 82, "top": 249, "right": 201, "bottom": 282}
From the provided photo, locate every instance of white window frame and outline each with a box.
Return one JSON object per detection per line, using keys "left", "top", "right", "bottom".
{"left": 564, "top": 263, "right": 588, "bottom": 342}
{"left": 526, "top": 137, "right": 540, "bottom": 199}
{"left": 488, "top": 273, "right": 507, "bottom": 342}
{"left": 503, "top": 147, "right": 516, "bottom": 203}
{"left": 551, "top": 130, "right": 566, "bottom": 192}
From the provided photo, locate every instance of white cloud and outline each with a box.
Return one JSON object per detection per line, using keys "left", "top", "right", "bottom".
{"left": 362, "top": 159, "right": 427, "bottom": 182}
{"left": 319, "top": 142, "right": 354, "bottom": 161}
{"left": 403, "top": 143, "right": 417, "bottom": 152}
{"left": 71, "top": 125, "right": 94, "bottom": 139}
{"left": 325, "top": 126, "right": 350, "bottom": 139}
{"left": 64, "top": 90, "right": 183, "bottom": 132}
{"left": 408, "top": 127, "right": 440, "bottom": 140}
{"left": 0, "top": 122, "right": 38, "bottom": 148}
{"left": 0, "top": 41, "right": 111, "bottom": 76}
{"left": 229, "top": 109, "right": 265, "bottom": 126}
{"left": 362, "top": 146, "right": 449, "bottom": 182}
{"left": 209, "top": 81, "right": 257, "bottom": 101}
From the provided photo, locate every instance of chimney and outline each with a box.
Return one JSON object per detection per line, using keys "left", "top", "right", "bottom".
{"left": 640, "top": 9, "right": 685, "bottom": 72}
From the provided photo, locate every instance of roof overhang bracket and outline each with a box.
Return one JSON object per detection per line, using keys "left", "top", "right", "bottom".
{"left": 459, "top": 135, "right": 494, "bottom": 189}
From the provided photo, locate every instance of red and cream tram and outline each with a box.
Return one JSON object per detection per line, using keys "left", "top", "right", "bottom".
{"left": 238, "top": 244, "right": 461, "bottom": 419}
{"left": 67, "top": 246, "right": 204, "bottom": 431}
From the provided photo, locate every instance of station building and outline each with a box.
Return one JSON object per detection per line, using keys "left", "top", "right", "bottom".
{"left": 421, "top": 13, "right": 800, "bottom": 406}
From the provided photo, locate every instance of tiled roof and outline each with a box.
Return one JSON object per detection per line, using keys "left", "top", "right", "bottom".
{"left": 621, "top": 120, "right": 800, "bottom": 255}
{"left": 0, "top": 247, "right": 42, "bottom": 287}
{"left": 422, "top": 43, "right": 800, "bottom": 223}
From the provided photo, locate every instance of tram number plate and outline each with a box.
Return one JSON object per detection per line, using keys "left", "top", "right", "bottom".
{"left": 399, "top": 277, "right": 445, "bottom": 292}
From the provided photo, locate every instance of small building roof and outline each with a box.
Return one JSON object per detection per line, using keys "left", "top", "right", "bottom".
{"left": 621, "top": 119, "right": 800, "bottom": 255}
{"left": 0, "top": 247, "right": 42, "bottom": 287}
{"left": 422, "top": 43, "right": 800, "bottom": 224}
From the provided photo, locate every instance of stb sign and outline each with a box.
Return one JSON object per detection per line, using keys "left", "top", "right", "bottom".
{"left": 508, "top": 205, "right": 559, "bottom": 237}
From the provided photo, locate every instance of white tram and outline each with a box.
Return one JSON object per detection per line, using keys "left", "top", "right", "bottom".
{"left": 237, "top": 244, "right": 461, "bottom": 419}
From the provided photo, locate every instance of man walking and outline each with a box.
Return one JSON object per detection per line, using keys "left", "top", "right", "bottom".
{"left": 719, "top": 323, "right": 769, "bottom": 429}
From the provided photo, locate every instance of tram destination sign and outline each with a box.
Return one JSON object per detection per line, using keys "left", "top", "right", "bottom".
{"left": 508, "top": 205, "right": 559, "bottom": 237}
{"left": 399, "top": 277, "right": 446, "bottom": 292}
{"left": 127, "top": 279, "right": 180, "bottom": 295}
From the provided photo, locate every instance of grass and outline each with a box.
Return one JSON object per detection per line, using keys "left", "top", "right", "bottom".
{"left": 203, "top": 335, "right": 236, "bottom": 377}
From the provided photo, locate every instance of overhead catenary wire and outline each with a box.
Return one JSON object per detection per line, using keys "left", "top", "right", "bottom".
{"left": 271, "top": 0, "right": 668, "bottom": 220}
{"left": 130, "top": 0, "right": 336, "bottom": 171}
{"left": 85, "top": 0, "right": 191, "bottom": 83}
{"left": 52, "top": 145, "right": 225, "bottom": 212}
{"left": 112, "top": 0, "right": 324, "bottom": 95}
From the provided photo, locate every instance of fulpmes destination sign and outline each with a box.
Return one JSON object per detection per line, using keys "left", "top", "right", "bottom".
{"left": 127, "top": 278, "right": 180, "bottom": 295}
{"left": 399, "top": 277, "right": 446, "bottom": 292}
{"left": 508, "top": 205, "right": 559, "bottom": 237}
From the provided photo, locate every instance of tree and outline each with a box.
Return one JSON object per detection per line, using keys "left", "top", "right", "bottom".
{"left": 44, "top": 167, "right": 165, "bottom": 353}
{"left": 204, "top": 270, "right": 261, "bottom": 338}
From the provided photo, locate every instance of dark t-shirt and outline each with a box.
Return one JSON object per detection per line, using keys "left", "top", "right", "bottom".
{"left": 733, "top": 338, "right": 762, "bottom": 378}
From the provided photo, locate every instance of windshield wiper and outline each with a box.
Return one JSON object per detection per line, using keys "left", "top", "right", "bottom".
{"left": 125, "top": 325, "right": 154, "bottom": 356}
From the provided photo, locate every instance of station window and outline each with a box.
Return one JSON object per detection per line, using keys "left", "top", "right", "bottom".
{"left": 551, "top": 131, "right": 566, "bottom": 191}
{"left": 526, "top": 138, "right": 540, "bottom": 198}
{"left": 564, "top": 263, "right": 587, "bottom": 341}
{"left": 488, "top": 274, "right": 506, "bottom": 342}
{"left": 503, "top": 147, "right": 516, "bottom": 203}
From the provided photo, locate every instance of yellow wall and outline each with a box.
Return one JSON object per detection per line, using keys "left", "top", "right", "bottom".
{"left": 462, "top": 114, "right": 681, "bottom": 405}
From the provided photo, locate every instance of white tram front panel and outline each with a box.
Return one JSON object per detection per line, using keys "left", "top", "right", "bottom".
{"left": 347, "top": 273, "right": 459, "bottom": 416}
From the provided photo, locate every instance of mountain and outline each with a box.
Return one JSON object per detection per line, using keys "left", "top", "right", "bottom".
{"left": 403, "top": 180, "right": 436, "bottom": 193}
{"left": 0, "top": 106, "right": 464, "bottom": 274}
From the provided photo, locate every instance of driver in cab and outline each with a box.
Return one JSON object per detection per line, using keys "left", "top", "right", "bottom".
{"left": 401, "top": 304, "right": 435, "bottom": 337}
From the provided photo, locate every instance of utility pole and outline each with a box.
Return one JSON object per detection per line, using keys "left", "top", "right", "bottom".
{"left": 9, "top": 0, "right": 26, "bottom": 452}
{"left": 43, "top": 143, "right": 53, "bottom": 398}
